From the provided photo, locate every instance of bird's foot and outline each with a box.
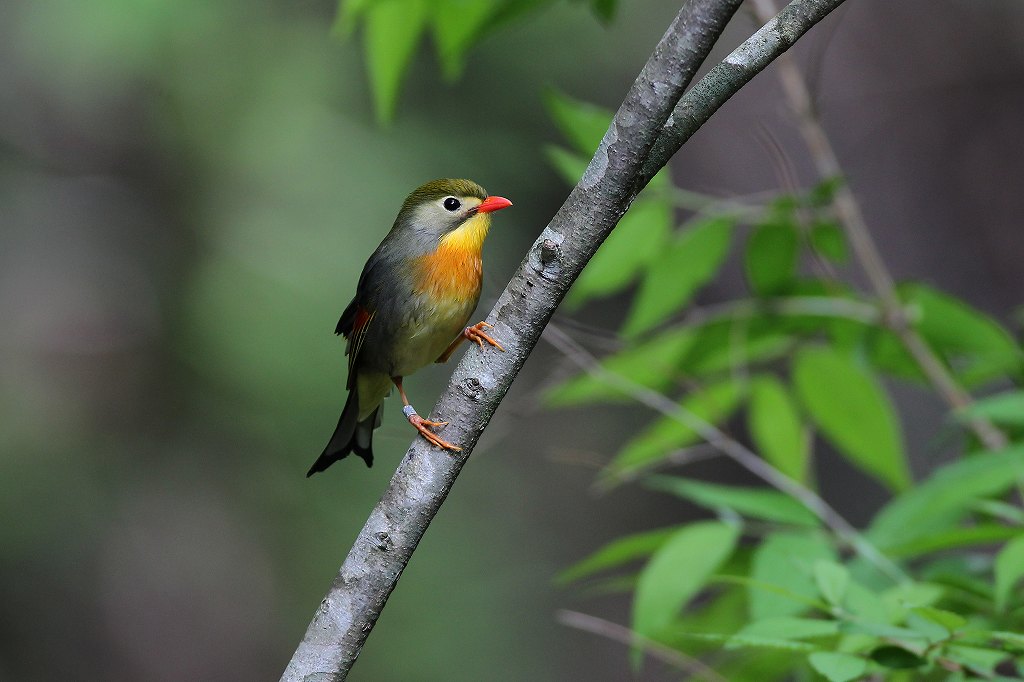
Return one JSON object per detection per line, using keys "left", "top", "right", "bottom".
{"left": 464, "top": 321, "right": 504, "bottom": 352}
{"left": 404, "top": 405, "right": 461, "bottom": 452}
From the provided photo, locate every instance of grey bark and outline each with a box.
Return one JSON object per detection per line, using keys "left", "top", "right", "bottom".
{"left": 281, "top": 0, "right": 846, "bottom": 679}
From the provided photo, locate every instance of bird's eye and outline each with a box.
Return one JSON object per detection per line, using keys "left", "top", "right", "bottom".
{"left": 442, "top": 197, "right": 461, "bottom": 212}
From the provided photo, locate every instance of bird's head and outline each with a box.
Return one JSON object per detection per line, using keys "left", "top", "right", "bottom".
{"left": 394, "top": 179, "right": 512, "bottom": 253}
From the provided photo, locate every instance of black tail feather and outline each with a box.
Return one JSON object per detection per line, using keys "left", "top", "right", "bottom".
{"left": 307, "top": 391, "right": 379, "bottom": 476}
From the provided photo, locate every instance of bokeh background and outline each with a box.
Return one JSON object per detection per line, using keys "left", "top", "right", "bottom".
{"left": 2, "top": 0, "right": 1023, "bottom": 680}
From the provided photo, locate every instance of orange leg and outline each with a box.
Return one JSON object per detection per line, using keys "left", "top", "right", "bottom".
{"left": 392, "top": 377, "right": 461, "bottom": 452}
{"left": 436, "top": 321, "right": 505, "bottom": 364}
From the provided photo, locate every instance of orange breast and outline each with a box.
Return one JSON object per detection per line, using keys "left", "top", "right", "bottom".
{"left": 413, "top": 241, "right": 482, "bottom": 304}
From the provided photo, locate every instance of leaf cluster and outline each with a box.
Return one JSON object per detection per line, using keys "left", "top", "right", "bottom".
{"left": 546, "top": 90, "right": 1024, "bottom": 681}
{"left": 335, "top": 0, "right": 617, "bottom": 122}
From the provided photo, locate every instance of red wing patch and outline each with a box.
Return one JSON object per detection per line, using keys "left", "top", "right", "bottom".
{"left": 346, "top": 305, "right": 374, "bottom": 385}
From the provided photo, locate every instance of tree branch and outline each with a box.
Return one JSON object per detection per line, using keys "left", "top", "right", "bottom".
{"left": 556, "top": 610, "right": 727, "bottom": 681}
{"left": 281, "top": 1, "right": 848, "bottom": 678}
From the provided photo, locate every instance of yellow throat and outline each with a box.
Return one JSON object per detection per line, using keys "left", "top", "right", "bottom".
{"left": 414, "top": 212, "right": 491, "bottom": 302}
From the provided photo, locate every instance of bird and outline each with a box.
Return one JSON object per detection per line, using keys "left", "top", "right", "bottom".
{"left": 306, "top": 179, "right": 512, "bottom": 477}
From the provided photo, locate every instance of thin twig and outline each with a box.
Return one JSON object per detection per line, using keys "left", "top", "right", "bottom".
{"left": 542, "top": 323, "right": 911, "bottom": 585}
{"left": 748, "top": 0, "right": 1008, "bottom": 452}
{"left": 556, "top": 610, "right": 728, "bottom": 682}
{"left": 597, "top": 443, "right": 723, "bottom": 491}
{"left": 669, "top": 187, "right": 771, "bottom": 219}
{"left": 679, "top": 295, "right": 884, "bottom": 327}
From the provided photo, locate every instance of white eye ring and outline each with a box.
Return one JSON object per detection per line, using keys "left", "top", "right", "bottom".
{"left": 442, "top": 196, "right": 461, "bottom": 212}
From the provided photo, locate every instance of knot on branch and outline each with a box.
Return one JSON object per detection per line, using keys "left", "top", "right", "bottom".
{"left": 531, "top": 238, "right": 562, "bottom": 281}
{"left": 460, "top": 377, "right": 485, "bottom": 401}
{"left": 373, "top": 532, "right": 394, "bottom": 552}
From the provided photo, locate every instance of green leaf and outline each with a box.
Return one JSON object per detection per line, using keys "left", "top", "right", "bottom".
{"left": 722, "top": 634, "right": 817, "bottom": 651}
{"left": 679, "top": 318, "right": 794, "bottom": 378}
{"left": 556, "top": 526, "right": 681, "bottom": 585}
{"left": 590, "top": 0, "right": 617, "bottom": 22}
{"left": 809, "top": 221, "right": 848, "bottom": 263}
{"left": 972, "top": 498, "right": 1024, "bottom": 525}
{"left": 869, "top": 646, "right": 927, "bottom": 669}
{"left": 544, "top": 146, "right": 589, "bottom": 186}
{"left": 622, "top": 217, "right": 735, "bottom": 338}
{"left": 885, "top": 524, "right": 1022, "bottom": 559}
{"left": 912, "top": 606, "right": 966, "bottom": 634}
{"left": 748, "top": 375, "right": 809, "bottom": 483}
{"left": 867, "top": 328, "right": 927, "bottom": 382}
{"left": 880, "top": 583, "right": 946, "bottom": 625}
{"left": 813, "top": 560, "right": 850, "bottom": 606}
{"left": 749, "top": 532, "right": 837, "bottom": 620}
{"left": 881, "top": 582, "right": 945, "bottom": 613}
{"left": 901, "top": 283, "right": 1023, "bottom": 387}
{"left": 770, "top": 194, "right": 800, "bottom": 213}
{"left": 792, "top": 346, "right": 910, "bottom": 491}
{"left": 567, "top": 197, "right": 672, "bottom": 307}
{"left": 714, "top": 643, "right": 814, "bottom": 680}
{"left": 839, "top": 620, "right": 926, "bottom": 640}
{"left": 681, "top": 632, "right": 817, "bottom": 651}
{"left": 987, "top": 630, "right": 1024, "bottom": 648}
{"left": 745, "top": 221, "right": 799, "bottom": 296}
{"left": 957, "top": 390, "right": 1024, "bottom": 428}
{"left": 808, "top": 177, "right": 844, "bottom": 206}
{"left": 364, "top": 0, "right": 429, "bottom": 124}
{"left": 905, "top": 610, "right": 949, "bottom": 643}
{"left": 663, "top": 585, "right": 748, "bottom": 643}
{"left": 808, "top": 651, "right": 867, "bottom": 682}
{"left": 944, "top": 644, "right": 1009, "bottom": 676}
{"left": 544, "top": 327, "right": 695, "bottom": 407}
{"left": 606, "top": 379, "right": 744, "bottom": 476}
{"left": 431, "top": 0, "right": 496, "bottom": 80}
{"left": 994, "top": 534, "right": 1024, "bottom": 612}
{"left": 920, "top": 556, "right": 996, "bottom": 602}
{"left": 842, "top": 581, "right": 889, "bottom": 624}
{"left": 483, "top": 0, "right": 553, "bottom": 28}
{"left": 332, "top": 0, "right": 376, "bottom": 37}
{"left": 633, "top": 521, "right": 740, "bottom": 642}
{"left": 647, "top": 475, "right": 818, "bottom": 526}
{"left": 738, "top": 616, "right": 840, "bottom": 640}
{"left": 714, "top": 574, "right": 829, "bottom": 612}
{"left": 867, "top": 446, "right": 1024, "bottom": 549}
{"left": 543, "top": 88, "right": 612, "bottom": 156}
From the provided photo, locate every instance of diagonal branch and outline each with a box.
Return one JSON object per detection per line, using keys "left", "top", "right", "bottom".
{"left": 281, "top": 1, "right": 849, "bottom": 679}
{"left": 557, "top": 609, "right": 728, "bottom": 681}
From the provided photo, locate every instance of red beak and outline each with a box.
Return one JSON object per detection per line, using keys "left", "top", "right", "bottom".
{"left": 476, "top": 196, "right": 513, "bottom": 213}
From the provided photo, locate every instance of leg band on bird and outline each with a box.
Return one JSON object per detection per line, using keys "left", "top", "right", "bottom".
{"left": 392, "top": 376, "right": 461, "bottom": 452}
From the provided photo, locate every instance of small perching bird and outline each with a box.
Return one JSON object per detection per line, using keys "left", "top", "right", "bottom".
{"left": 307, "top": 179, "right": 512, "bottom": 476}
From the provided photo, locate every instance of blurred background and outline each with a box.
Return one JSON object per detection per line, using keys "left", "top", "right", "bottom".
{"left": 2, "top": 0, "right": 1023, "bottom": 679}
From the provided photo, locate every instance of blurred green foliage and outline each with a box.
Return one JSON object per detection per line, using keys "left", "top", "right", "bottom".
{"left": 337, "top": 0, "right": 620, "bottom": 122}
{"left": 545, "top": 92, "right": 1024, "bottom": 680}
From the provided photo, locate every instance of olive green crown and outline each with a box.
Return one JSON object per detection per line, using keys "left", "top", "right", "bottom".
{"left": 402, "top": 178, "right": 487, "bottom": 209}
